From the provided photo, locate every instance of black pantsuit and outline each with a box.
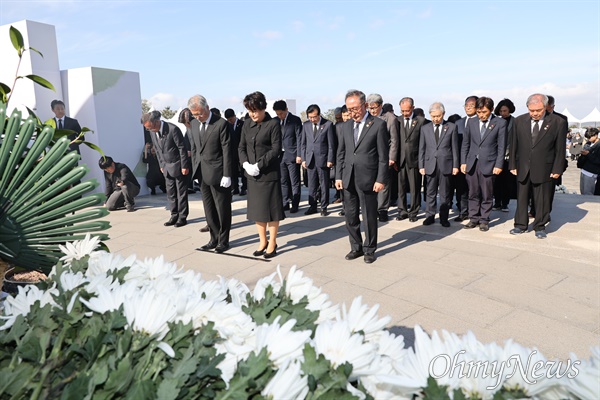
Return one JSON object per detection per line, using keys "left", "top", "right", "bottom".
{"left": 465, "top": 160, "right": 494, "bottom": 224}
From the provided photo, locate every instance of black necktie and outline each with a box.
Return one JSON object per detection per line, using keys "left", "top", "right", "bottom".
{"left": 58, "top": 119, "right": 63, "bottom": 130}
{"left": 313, "top": 124, "right": 318, "bottom": 135}
{"left": 532, "top": 120, "right": 540, "bottom": 142}
{"left": 200, "top": 122, "right": 206, "bottom": 145}
{"left": 434, "top": 124, "right": 440, "bottom": 144}
{"left": 405, "top": 118, "right": 410, "bottom": 131}
{"left": 480, "top": 120, "right": 487, "bottom": 138}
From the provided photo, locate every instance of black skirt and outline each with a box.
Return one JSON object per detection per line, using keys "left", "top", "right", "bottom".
{"left": 247, "top": 179, "right": 285, "bottom": 222}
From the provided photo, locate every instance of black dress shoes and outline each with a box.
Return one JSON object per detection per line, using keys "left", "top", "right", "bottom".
{"left": 239, "top": 190, "right": 247, "bottom": 196}
{"left": 378, "top": 211, "right": 388, "bottom": 222}
{"left": 409, "top": 216, "right": 418, "bottom": 222}
{"left": 200, "top": 225, "right": 210, "bottom": 233}
{"left": 290, "top": 206, "right": 299, "bottom": 214}
{"left": 454, "top": 215, "right": 468, "bottom": 222}
{"left": 479, "top": 223, "right": 489, "bottom": 232}
{"left": 422, "top": 216, "right": 435, "bottom": 226}
{"left": 345, "top": 250, "right": 364, "bottom": 260}
{"left": 338, "top": 210, "right": 345, "bottom": 216}
{"left": 253, "top": 243, "right": 268, "bottom": 257}
{"left": 215, "top": 244, "right": 230, "bottom": 253}
{"left": 304, "top": 207, "right": 318, "bottom": 215}
{"left": 535, "top": 230, "right": 547, "bottom": 239}
{"left": 364, "top": 253, "right": 376, "bottom": 264}
{"left": 164, "top": 217, "right": 178, "bottom": 226}
{"left": 509, "top": 227, "right": 526, "bottom": 235}
{"left": 320, "top": 209, "right": 329, "bottom": 216}
{"left": 464, "top": 221, "right": 479, "bottom": 229}
{"left": 264, "top": 245, "right": 278, "bottom": 259}
{"left": 198, "top": 242, "right": 217, "bottom": 251}
{"left": 396, "top": 214, "right": 409, "bottom": 221}
{"left": 440, "top": 220, "right": 450, "bottom": 228}
{"left": 283, "top": 204, "right": 290, "bottom": 211}
{"left": 174, "top": 219, "right": 187, "bottom": 227}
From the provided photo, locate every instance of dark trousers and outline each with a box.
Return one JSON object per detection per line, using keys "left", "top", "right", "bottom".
{"left": 377, "top": 166, "right": 396, "bottom": 212}
{"left": 344, "top": 171, "right": 378, "bottom": 254}
{"left": 166, "top": 174, "right": 189, "bottom": 221}
{"left": 231, "top": 161, "right": 247, "bottom": 192}
{"left": 424, "top": 167, "right": 452, "bottom": 222}
{"left": 465, "top": 160, "right": 494, "bottom": 224}
{"left": 515, "top": 174, "right": 553, "bottom": 231}
{"left": 106, "top": 184, "right": 140, "bottom": 210}
{"left": 451, "top": 172, "right": 469, "bottom": 217}
{"left": 493, "top": 160, "right": 511, "bottom": 208}
{"left": 280, "top": 159, "right": 301, "bottom": 207}
{"left": 147, "top": 171, "right": 166, "bottom": 192}
{"left": 307, "top": 166, "right": 330, "bottom": 210}
{"left": 397, "top": 164, "right": 421, "bottom": 217}
{"left": 201, "top": 181, "right": 232, "bottom": 246}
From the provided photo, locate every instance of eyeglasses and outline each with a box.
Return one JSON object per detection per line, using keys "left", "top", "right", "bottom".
{"left": 347, "top": 104, "right": 364, "bottom": 113}
{"left": 464, "top": 105, "right": 475, "bottom": 109}
{"left": 367, "top": 105, "right": 381, "bottom": 111}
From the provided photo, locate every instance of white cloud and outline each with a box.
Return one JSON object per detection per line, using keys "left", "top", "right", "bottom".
{"left": 253, "top": 30, "right": 282, "bottom": 40}
{"left": 292, "top": 21, "right": 304, "bottom": 32}
{"left": 147, "top": 93, "right": 187, "bottom": 111}
{"left": 369, "top": 19, "right": 385, "bottom": 29}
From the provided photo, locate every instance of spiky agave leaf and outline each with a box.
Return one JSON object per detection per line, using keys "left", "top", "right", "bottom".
{"left": 0, "top": 103, "right": 110, "bottom": 273}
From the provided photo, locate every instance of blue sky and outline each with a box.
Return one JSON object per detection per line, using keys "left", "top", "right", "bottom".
{"left": 1, "top": 0, "right": 599, "bottom": 120}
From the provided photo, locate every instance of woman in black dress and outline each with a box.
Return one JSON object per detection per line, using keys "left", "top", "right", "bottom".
{"left": 239, "top": 91, "right": 285, "bottom": 258}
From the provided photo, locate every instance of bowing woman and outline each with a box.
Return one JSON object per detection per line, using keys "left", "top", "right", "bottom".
{"left": 238, "top": 91, "right": 285, "bottom": 258}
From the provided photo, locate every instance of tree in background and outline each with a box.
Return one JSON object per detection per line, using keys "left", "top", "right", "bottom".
{"left": 161, "top": 106, "right": 176, "bottom": 120}
{"left": 141, "top": 98, "right": 151, "bottom": 114}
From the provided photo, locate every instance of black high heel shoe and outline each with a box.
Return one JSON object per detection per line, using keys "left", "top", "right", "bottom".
{"left": 264, "top": 244, "right": 278, "bottom": 259}
{"left": 253, "top": 242, "right": 268, "bottom": 257}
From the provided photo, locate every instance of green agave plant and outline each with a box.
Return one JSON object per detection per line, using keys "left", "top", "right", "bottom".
{"left": 0, "top": 103, "right": 110, "bottom": 276}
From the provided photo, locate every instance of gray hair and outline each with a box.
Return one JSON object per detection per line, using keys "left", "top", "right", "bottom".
{"left": 141, "top": 110, "right": 161, "bottom": 124}
{"left": 526, "top": 93, "right": 548, "bottom": 107}
{"left": 345, "top": 89, "right": 366, "bottom": 103}
{"left": 399, "top": 97, "right": 414, "bottom": 107}
{"left": 429, "top": 102, "right": 445, "bottom": 114}
{"left": 366, "top": 93, "right": 383, "bottom": 105}
{"left": 188, "top": 94, "right": 209, "bottom": 110}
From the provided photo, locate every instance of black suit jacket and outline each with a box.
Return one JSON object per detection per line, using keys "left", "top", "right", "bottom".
{"left": 54, "top": 116, "right": 82, "bottom": 153}
{"left": 239, "top": 114, "right": 282, "bottom": 182}
{"left": 275, "top": 112, "right": 302, "bottom": 162}
{"left": 509, "top": 113, "right": 567, "bottom": 184}
{"left": 301, "top": 118, "right": 336, "bottom": 168}
{"left": 419, "top": 121, "right": 459, "bottom": 175}
{"left": 149, "top": 121, "right": 191, "bottom": 178}
{"left": 229, "top": 118, "right": 244, "bottom": 165}
{"left": 336, "top": 114, "right": 390, "bottom": 191}
{"left": 398, "top": 115, "right": 427, "bottom": 168}
{"left": 189, "top": 113, "right": 233, "bottom": 186}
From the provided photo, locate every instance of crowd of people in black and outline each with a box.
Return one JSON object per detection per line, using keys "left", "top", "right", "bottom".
{"left": 120, "top": 91, "right": 596, "bottom": 263}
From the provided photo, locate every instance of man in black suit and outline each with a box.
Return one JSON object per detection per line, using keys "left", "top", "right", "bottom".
{"left": 188, "top": 95, "right": 233, "bottom": 253}
{"left": 301, "top": 104, "right": 336, "bottom": 216}
{"left": 452, "top": 96, "right": 478, "bottom": 222}
{"left": 367, "top": 93, "right": 399, "bottom": 222}
{"left": 335, "top": 90, "right": 390, "bottom": 264}
{"left": 142, "top": 111, "right": 191, "bottom": 227}
{"left": 509, "top": 94, "right": 567, "bottom": 239}
{"left": 461, "top": 97, "right": 506, "bottom": 232}
{"left": 99, "top": 156, "right": 140, "bottom": 212}
{"left": 225, "top": 108, "right": 246, "bottom": 196}
{"left": 419, "top": 102, "right": 459, "bottom": 227}
{"left": 545, "top": 95, "right": 569, "bottom": 213}
{"left": 50, "top": 99, "right": 82, "bottom": 153}
{"left": 273, "top": 100, "right": 303, "bottom": 213}
{"left": 396, "top": 97, "right": 427, "bottom": 222}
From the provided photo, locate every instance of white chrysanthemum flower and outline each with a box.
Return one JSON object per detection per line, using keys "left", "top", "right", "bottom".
{"left": 254, "top": 316, "right": 311, "bottom": 367}
{"left": 360, "top": 373, "right": 414, "bottom": 400}
{"left": 58, "top": 234, "right": 102, "bottom": 263}
{"left": 0, "top": 285, "right": 58, "bottom": 330}
{"left": 374, "top": 330, "right": 407, "bottom": 364}
{"left": 252, "top": 272, "right": 279, "bottom": 301}
{"left": 85, "top": 251, "right": 137, "bottom": 278}
{"left": 312, "top": 320, "right": 377, "bottom": 379}
{"left": 206, "top": 302, "right": 256, "bottom": 347}
{"left": 122, "top": 287, "right": 177, "bottom": 340}
{"left": 564, "top": 348, "right": 599, "bottom": 400}
{"left": 216, "top": 352, "right": 241, "bottom": 385}
{"left": 125, "top": 255, "right": 182, "bottom": 282}
{"left": 157, "top": 341, "right": 175, "bottom": 358}
{"left": 80, "top": 281, "right": 136, "bottom": 314}
{"left": 222, "top": 276, "right": 250, "bottom": 308}
{"left": 262, "top": 360, "right": 309, "bottom": 400}
{"left": 346, "top": 382, "right": 367, "bottom": 400}
{"left": 338, "top": 296, "right": 391, "bottom": 339}
{"left": 59, "top": 270, "right": 87, "bottom": 292}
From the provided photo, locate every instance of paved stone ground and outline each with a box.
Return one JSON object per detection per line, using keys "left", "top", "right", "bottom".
{"left": 104, "top": 163, "right": 598, "bottom": 361}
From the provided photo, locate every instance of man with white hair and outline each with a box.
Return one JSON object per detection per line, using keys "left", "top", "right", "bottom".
{"left": 509, "top": 93, "right": 567, "bottom": 239}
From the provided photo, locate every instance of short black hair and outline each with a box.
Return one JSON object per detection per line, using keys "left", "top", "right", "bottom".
{"left": 585, "top": 127, "right": 599, "bottom": 139}
{"left": 210, "top": 107, "right": 221, "bottom": 117}
{"left": 51, "top": 99, "right": 65, "bottom": 109}
{"left": 447, "top": 114, "right": 462, "bottom": 123}
{"left": 306, "top": 104, "right": 321, "bottom": 115}
{"left": 494, "top": 98, "right": 515, "bottom": 115}
{"left": 224, "top": 108, "right": 235, "bottom": 119}
{"left": 476, "top": 97, "right": 494, "bottom": 112}
{"left": 273, "top": 100, "right": 287, "bottom": 112}
{"left": 243, "top": 91, "right": 267, "bottom": 112}
{"left": 99, "top": 156, "right": 114, "bottom": 170}
{"left": 178, "top": 108, "right": 193, "bottom": 124}
{"left": 464, "top": 96, "right": 479, "bottom": 105}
